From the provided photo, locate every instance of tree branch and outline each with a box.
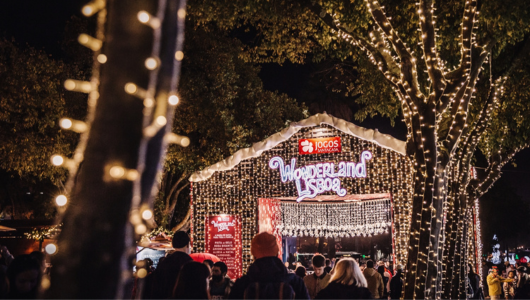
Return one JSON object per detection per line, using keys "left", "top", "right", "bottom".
{"left": 419, "top": 0, "right": 446, "bottom": 99}
{"left": 475, "top": 144, "right": 528, "bottom": 198}
{"left": 165, "top": 172, "right": 187, "bottom": 211}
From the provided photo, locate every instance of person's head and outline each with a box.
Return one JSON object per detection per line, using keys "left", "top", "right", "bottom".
{"left": 517, "top": 266, "right": 527, "bottom": 276}
{"left": 493, "top": 268, "right": 498, "bottom": 275}
{"left": 396, "top": 264, "right": 404, "bottom": 273}
{"left": 377, "top": 260, "right": 384, "bottom": 267}
{"left": 377, "top": 265, "right": 386, "bottom": 277}
{"left": 468, "top": 264, "right": 474, "bottom": 274}
{"left": 7, "top": 255, "right": 42, "bottom": 298}
{"left": 172, "top": 261, "right": 210, "bottom": 299}
{"left": 330, "top": 258, "right": 367, "bottom": 287}
{"left": 366, "top": 260, "right": 374, "bottom": 269}
{"left": 212, "top": 261, "right": 228, "bottom": 282}
{"left": 360, "top": 262, "right": 366, "bottom": 271}
{"left": 312, "top": 254, "right": 326, "bottom": 277}
{"left": 29, "top": 251, "right": 45, "bottom": 271}
{"left": 250, "top": 232, "right": 279, "bottom": 259}
{"left": 295, "top": 266, "right": 306, "bottom": 278}
{"left": 384, "top": 261, "right": 390, "bottom": 268}
{"left": 325, "top": 259, "right": 331, "bottom": 267}
{"left": 508, "top": 270, "right": 515, "bottom": 279}
{"left": 203, "top": 259, "right": 214, "bottom": 270}
{"left": 172, "top": 231, "right": 191, "bottom": 254}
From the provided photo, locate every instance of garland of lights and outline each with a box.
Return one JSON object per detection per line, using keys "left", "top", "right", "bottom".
{"left": 24, "top": 224, "right": 62, "bottom": 241}
{"left": 190, "top": 124, "right": 414, "bottom": 274}
{"left": 278, "top": 200, "right": 391, "bottom": 238}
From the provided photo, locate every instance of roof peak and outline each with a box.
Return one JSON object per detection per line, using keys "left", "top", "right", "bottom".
{"left": 189, "top": 113, "right": 406, "bottom": 182}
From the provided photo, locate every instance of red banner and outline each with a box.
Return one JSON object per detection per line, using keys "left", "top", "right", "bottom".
{"left": 299, "top": 137, "right": 341, "bottom": 155}
{"left": 258, "top": 199, "right": 282, "bottom": 258}
{"left": 205, "top": 215, "right": 242, "bottom": 279}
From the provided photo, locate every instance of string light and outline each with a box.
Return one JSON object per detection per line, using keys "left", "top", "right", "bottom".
{"left": 137, "top": 10, "right": 161, "bottom": 29}
{"left": 97, "top": 54, "right": 107, "bottom": 64}
{"left": 78, "top": 34, "right": 103, "bottom": 51}
{"left": 82, "top": 0, "right": 105, "bottom": 17}
{"left": 165, "top": 133, "right": 190, "bottom": 147}
{"left": 168, "top": 95, "right": 179, "bottom": 105}
{"left": 45, "top": 243, "right": 58, "bottom": 255}
{"left": 174, "top": 51, "right": 184, "bottom": 61}
{"left": 144, "top": 57, "right": 159, "bottom": 70}
{"left": 108, "top": 166, "right": 139, "bottom": 181}
{"left": 59, "top": 118, "right": 88, "bottom": 133}
{"left": 55, "top": 195, "right": 68, "bottom": 207}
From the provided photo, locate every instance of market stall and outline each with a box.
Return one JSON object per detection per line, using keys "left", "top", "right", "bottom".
{"left": 189, "top": 113, "right": 415, "bottom": 278}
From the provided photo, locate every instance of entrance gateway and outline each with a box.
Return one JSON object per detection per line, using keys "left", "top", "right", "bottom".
{"left": 189, "top": 113, "right": 414, "bottom": 279}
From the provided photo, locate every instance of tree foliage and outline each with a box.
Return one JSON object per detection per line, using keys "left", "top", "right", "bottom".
{"left": 156, "top": 26, "right": 307, "bottom": 228}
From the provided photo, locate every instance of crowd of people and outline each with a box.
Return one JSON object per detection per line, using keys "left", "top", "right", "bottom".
{"left": 473, "top": 260, "right": 530, "bottom": 300}
{"left": 134, "top": 231, "right": 405, "bottom": 299}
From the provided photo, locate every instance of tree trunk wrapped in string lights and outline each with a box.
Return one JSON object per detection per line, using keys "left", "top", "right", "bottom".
{"left": 297, "top": 0, "right": 530, "bottom": 299}
{"left": 46, "top": 0, "right": 188, "bottom": 298}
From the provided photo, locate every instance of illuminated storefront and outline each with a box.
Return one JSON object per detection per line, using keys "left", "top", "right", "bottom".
{"left": 189, "top": 113, "right": 414, "bottom": 277}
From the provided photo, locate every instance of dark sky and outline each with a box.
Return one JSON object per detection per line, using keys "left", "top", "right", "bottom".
{"left": 2, "top": 0, "right": 530, "bottom": 205}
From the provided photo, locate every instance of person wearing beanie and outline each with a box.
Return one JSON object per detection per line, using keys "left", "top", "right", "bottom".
{"left": 363, "top": 260, "right": 384, "bottom": 299}
{"left": 229, "top": 232, "right": 310, "bottom": 299}
{"left": 303, "top": 254, "right": 331, "bottom": 299}
{"left": 148, "top": 231, "right": 192, "bottom": 299}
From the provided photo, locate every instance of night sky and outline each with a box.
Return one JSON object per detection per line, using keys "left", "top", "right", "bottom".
{"left": 2, "top": 0, "right": 529, "bottom": 209}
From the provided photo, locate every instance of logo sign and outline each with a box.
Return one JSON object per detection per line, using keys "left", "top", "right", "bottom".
{"left": 269, "top": 150, "right": 372, "bottom": 202}
{"left": 299, "top": 137, "right": 341, "bottom": 155}
{"left": 205, "top": 215, "right": 242, "bottom": 279}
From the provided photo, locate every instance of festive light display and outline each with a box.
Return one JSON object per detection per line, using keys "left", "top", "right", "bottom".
{"left": 190, "top": 114, "right": 414, "bottom": 273}
{"left": 269, "top": 151, "right": 372, "bottom": 202}
{"left": 278, "top": 199, "right": 391, "bottom": 238}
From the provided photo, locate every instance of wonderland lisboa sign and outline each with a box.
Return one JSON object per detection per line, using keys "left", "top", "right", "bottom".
{"left": 269, "top": 150, "right": 373, "bottom": 202}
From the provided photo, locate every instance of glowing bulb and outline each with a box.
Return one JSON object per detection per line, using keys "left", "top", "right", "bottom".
{"left": 137, "top": 11, "right": 150, "bottom": 23}
{"left": 97, "top": 54, "right": 107, "bottom": 64}
{"left": 156, "top": 116, "right": 167, "bottom": 126}
{"left": 51, "top": 155, "right": 64, "bottom": 166}
{"left": 82, "top": 6, "right": 94, "bottom": 16}
{"left": 175, "top": 51, "right": 184, "bottom": 61}
{"left": 55, "top": 195, "right": 68, "bottom": 206}
{"left": 109, "top": 166, "right": 125, "bottom": 178}
{"left": 181, "top": 137, "right": 190, "bottom": 147}
{"left": 135, "top": 224, "right": 147, "bottom": 235}
{"left": 168, "top": 95, "right": 179, "bottom": 105}
{"left": 177, "top": 8, "right": 186, "bottom": 19}
{"left": 60, "top": 118, "right": 72, "bottom": 129}
{"left": 45, "top": 243, "right": 57, "bottom": 255}
{"left": 137, "top": 268, "right": 148, "bottom": 278}
{"left": 143, "top": 98, "right": 155, "bottom": 107}
{"left": 142, "top": 210, "right": 153, "bottom": 220}
{"left": 125, "top": 83, "right": 137, "bottom": 94}
{"left": 78, "top": 34, "right": 102, "bottom": 51}
{"left": 64, "top": 80, "right": 76, "bottom": 90}
{"left": 145, "top": 57, "right": 158, "bottom": 70}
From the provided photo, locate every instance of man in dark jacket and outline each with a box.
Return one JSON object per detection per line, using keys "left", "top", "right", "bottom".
{"left": 229, "top": 232, "right": 310, "bottom": 299}
{"left": 147, "top": 231, "right": 193, "bottom": 299}
{"left": 515, "top": 266, "right": 530, "bottom": 299}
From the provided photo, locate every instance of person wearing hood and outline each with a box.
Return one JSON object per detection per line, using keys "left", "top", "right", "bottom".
{"left": 514, "top": 266, "right": 530, "bottom": 299}
{"left": 229, "top": 232, "right": 310, "bottom": 299}
{"left": 363, "top": 260, "right": 384, "bottom": 299}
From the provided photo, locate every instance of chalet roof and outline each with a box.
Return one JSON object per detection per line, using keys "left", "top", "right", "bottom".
{"left": 189, "top": 113, "right": 406, "bottom": 182}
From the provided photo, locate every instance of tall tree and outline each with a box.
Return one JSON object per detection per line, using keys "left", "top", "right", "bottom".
{"left": 189, "top": 0, "right": 530, "bottom": 298}
{"left": 157, "top": 27, "right": 307, "bottom": 228}
{"left": 47, "top": 0, "right": 187, "bottom": 297}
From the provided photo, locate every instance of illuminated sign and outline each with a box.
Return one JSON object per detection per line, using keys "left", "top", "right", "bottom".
{"left": 299, "top": 137, "right": 341, "bottom": 155}
{"left": 269, "top": 150, "right": 372, "bottom": 202}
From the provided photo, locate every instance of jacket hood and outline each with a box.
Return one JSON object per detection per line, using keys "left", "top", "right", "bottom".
{"left": 364, "top": 267, "right": 378, "bottom": 278}
{"left": 247, "top": 256, "right": 288, "bottom": 282}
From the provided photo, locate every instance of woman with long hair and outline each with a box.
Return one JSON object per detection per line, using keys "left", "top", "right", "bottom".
{"left": 316, "top": 257, "right": 372, "bottom": 299}
{"left": 172, "top": 261, "right": 210, "bottom": 299}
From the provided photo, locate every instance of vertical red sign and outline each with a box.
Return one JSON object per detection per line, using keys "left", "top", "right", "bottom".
{"left": 205, "top": 215, "right": 242, "bottom": 279}
{"left": 258, "top": 199, "right": 282, "bottom": 259}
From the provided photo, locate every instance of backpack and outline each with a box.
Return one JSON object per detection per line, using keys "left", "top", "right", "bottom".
{"left": 243, "top": 281, "right": 295, "bottom": 299}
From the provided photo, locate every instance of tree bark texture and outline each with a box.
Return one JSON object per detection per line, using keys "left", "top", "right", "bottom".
{"left": 47, "top": 0, "right": 185, "bottom": 298}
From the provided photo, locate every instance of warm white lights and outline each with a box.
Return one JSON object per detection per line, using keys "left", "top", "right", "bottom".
{"left": 142, "top": 209, "right": 153, "bottom": 220}
{"left": 55, "top": 195, "right": 68, "bottom": 207}
{"left": 97, "top": 54, "right": 107, "bottom": 64}
{"left": 137, "top": 10, "right": 161, "bottom": 29}
{"left": 51, "top": 155, "right": 65, "bottom": 166}
{"left": 168, "top": 95, "right": 180, "bottom": 105}
{"left": 145, "top": 57, "right": 159, "bottom": 70}
{"left": 165, "top": 133, "right": 190, "bottom": 147}
{"left": 45, "top": 243, "right": 58, "bottom": 255}
{"left": 109, "top": 166, "right": 139, "bottom": 181}
{"left": 175, "top": 51, "right": 184, "bottom": 61}
{"left": 78, "top": 34, "right": 102, "bottom": 51}
{"left": 155, "top": 116, "right": 167, "bottom": 126}
{"left": 82, "top": 0, "right": 105, "bottom": 17}
{"left": 64, "top": 79, "right": 92, "bottom": 93}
